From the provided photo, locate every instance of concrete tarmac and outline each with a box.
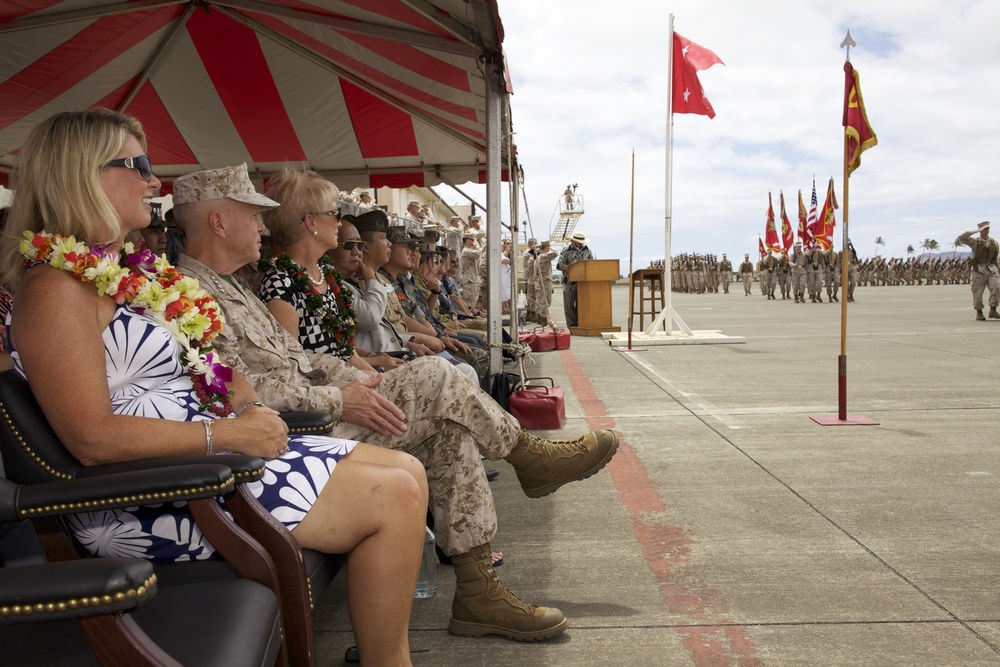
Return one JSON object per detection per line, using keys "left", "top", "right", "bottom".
{"left": 315, "top": 281, "right": 1000, "bottom": 666}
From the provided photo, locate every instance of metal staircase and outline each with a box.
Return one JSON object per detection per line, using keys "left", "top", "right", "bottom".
{"left": 550, "top": 190, "right": 585, "bottom": 250}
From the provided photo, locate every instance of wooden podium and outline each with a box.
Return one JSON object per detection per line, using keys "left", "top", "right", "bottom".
{"left": 567, "top": 259, "right": 621, "bottom": 336}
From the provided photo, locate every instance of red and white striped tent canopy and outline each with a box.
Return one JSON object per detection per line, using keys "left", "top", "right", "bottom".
{"left": 0, "top": 0, "right": 513, "bottom": 193}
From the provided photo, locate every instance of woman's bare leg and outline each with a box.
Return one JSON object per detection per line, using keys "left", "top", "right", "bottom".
{"left": 293, "top": 444, "right": 426, "bottom": 667}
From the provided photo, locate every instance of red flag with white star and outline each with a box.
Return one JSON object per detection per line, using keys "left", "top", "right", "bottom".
{"left": 672, "top": 32, "right": 724, "bottom": 118}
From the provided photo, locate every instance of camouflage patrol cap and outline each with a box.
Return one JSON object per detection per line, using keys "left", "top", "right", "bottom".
{"left": 172, "top": 163, "right": 279, "bottom": 208}
{"left": 352, "top": 209, "right": 389, "bottom": 234}
{"left": 388, "top": 222, "right": 421, "bottom": 244}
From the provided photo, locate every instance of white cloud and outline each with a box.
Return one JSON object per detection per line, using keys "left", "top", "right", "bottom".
{"left": 438, "top": 0, "right": 1000, "bottom": 264}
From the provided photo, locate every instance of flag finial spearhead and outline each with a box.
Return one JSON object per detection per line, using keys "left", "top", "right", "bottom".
{"left": 840, "top": 29, "right": 856, "bottom": 61}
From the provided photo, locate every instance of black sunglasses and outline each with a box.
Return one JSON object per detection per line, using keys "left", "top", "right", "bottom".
{"left": 341, "top": 240, "right": 367, "bottom": 252}
{"left": 105, "top": 155, "right": 153, "bottom": 182}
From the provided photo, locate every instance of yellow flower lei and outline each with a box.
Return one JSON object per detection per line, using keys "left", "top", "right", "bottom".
{"left": 20, "top": 231, "right": 233, "bottom": 416}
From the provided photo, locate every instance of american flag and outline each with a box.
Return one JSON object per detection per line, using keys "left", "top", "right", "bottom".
{"left": 806, "top": 178, "right": 819, "bottom": 249}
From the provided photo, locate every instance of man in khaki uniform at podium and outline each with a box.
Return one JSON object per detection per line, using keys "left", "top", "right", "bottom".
{"left": 556, "top": 231, "right": 594, "bottom": 327}
{"left": 955, "top": 220, "right": 1000, "bottom": 320}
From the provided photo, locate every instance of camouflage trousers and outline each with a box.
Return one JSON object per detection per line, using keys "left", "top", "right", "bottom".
{"left": 970, "top": 268, "right": 1000, "bottom": 310}
{"left": 792, "top": 270, "right": 806, "bottom": 299}
{"left": 334, "top": 356, "right": 520, "bottom": 555}
{"left": 741, "top": 272, "right": 753, "bottom": 295}
{"left": 462, "top": 278, "right": 481, "bottom": 308}
{"left": 537, "top": 279, "right": 554, "bottom": 321}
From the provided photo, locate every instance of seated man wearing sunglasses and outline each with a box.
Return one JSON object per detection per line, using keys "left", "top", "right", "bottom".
{"left": 330, "top": 213, "right": 479, "bottom": 383}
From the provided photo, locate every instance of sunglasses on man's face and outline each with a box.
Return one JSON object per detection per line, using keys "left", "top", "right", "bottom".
{"left": 340, "top": 240, "right": 367, "bottom": 252}
{"left": 105, "top": 155, "right": 153, "bottom": 182}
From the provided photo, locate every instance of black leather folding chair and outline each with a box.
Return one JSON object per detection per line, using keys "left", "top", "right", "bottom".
{"left": 0, "top": 464, "right": 283, "bottom": 667}
{"left": 0, "top": 369, "right": 345, "bottom": 667}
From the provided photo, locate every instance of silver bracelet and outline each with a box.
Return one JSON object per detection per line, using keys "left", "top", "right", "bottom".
{"left": 203, "top": 420, "right": 213, "bottom": 456}
{"left": 237, "top": 401, "right": 266, "bottom": 416}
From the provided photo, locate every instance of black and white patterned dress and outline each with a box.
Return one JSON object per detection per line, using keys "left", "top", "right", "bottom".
{"left": 258, "top": 267, "right": 353, "bottom": 357}
{"left": 11, "top": 305, "right": 356, "bottom": 562}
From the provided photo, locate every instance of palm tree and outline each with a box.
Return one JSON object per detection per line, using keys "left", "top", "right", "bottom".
{"left": 906, "top": 244, "right": 914, "bottom": 257}
{"left": 874, "top": 236, "right": 886, "bottom": 257}
{"left": 927, "top": 239, "right": 939, "bottom": 253}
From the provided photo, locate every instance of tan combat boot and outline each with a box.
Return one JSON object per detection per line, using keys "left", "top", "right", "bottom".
{"left": 990, "top": 308, "right": 1000, "bottom": 319}
{"left": 505, "top": 430, "right": 619, "bottom": 498}
{"left": 448, "top": 544, "right": 569, "bottom": 641}
{"left": 977, "top": 309, "right": 986, "bottom": 321}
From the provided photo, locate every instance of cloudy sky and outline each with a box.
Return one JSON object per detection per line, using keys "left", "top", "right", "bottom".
{"left": 436, "top": 0, "right": 1000, "bottom": 265}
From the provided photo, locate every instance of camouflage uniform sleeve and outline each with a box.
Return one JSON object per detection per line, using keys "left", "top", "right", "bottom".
{"left": 177, "top": 254, "right": 347, "bottom": 418}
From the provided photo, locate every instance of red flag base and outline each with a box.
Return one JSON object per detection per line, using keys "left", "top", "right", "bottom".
{"left": 810, "top": 354, "right": 878, "bottom": 425}
{"left": 810, "top": 414, "right": 880, "bottom": 426}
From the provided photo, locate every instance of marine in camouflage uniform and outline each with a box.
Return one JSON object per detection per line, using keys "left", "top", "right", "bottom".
{"left": 761, "top": 254, "right": 777, "bottom": 299}
{"left": 718, "top": 254, "right": 733, "bottom": 293}
{"left": 955, "top": 221, "right": 1000, "bottom": 320}
{"left": 459, "top": 235, "right": 482, "bottom": 308}
{"left": 790, "top": 242, "right": 807, "bottom": 303}
{"left": 739, "top": 254, "right": 755, "bottom": 296}
{"left": 776, "top": 252, "right": 791, "bottom": 300}
{"left": 522, "top": 238, "right": 538, "bottom": 322}
{"left": 807, "top": 247, "right": 825, "bottom": 302}
{"left": 825, "top": 249, "right": 840, "bottom": 302}
{"left": 534, "top": 241, "right": 558, "bottom": 324}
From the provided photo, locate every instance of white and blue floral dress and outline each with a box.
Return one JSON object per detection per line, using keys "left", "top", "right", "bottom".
{"left": 12, "top": 305, "right": 357, "bottom": 562}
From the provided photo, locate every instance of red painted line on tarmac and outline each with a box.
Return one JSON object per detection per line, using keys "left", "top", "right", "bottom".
{"left": 559, "top": 349, "right": 762, "bottom": 667}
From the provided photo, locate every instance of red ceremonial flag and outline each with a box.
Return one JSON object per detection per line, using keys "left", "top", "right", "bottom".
{"left": 814, "top": 177, "right": 839, "bottom": 251}
{"left": 843, "top": 62, "right": 878, "bottom": 175}
{"left": 764, "top": 193, "right": 781, "bottom": 253}
{"left": 797, "top": 189, "right": 808, "bottom": 246}
{"left": 672, "top": 32, "right": 724, "bottom": 118}
{"left": 758, "top": 237, "right": 766, "bottom": 258}
{"left": 780, "top": 191, "right": 794, "bottom": 250}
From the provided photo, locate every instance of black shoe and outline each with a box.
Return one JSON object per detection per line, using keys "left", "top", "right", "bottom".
{"left": 486, "top": 468, "right": 501, "bottom": 482}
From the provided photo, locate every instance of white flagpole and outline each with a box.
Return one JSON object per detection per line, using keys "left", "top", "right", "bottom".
{"left": 648, "top": 13, "right": 692, "bottom": 336}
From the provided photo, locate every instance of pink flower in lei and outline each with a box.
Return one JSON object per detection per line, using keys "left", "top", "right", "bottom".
{"left": 20, "top": 231, "right": 234, "bottom": 417}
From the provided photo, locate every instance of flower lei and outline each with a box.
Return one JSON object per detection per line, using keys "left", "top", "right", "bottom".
{"left": 258, "top": 253, "right": 356, "bottom": 359}
{"left": 20, "top": 231, "right": 234, "bottom": 417}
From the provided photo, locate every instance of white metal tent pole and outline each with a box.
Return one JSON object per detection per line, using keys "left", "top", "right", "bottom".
{"left": 485, "top": 58, "right": 504, "bottom": 374}
{"left": 648, "top": 14, "right": 691, "bottom": 336}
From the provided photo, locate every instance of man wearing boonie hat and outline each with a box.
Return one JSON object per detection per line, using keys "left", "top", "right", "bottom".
{"left": 556, "top": 230, "right": 594, "bottom": 328}
{"left": 174, "top": 164, "right": 621, "bottom": 642}
{"left": 956, "top": 220, "right": 1000, "bottom": 320}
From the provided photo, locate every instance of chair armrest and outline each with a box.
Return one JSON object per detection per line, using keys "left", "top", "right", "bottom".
{"left": 279, "top": 411, "right": 333, "bottom": 436}
{"left": 4, "top": 464, "right": 234, "bottom": 521}
{"left": 0, "top": 558, "right": 156, "bottom": 624}
{"left": 77, "top": 454, "right": 266, "bottom": 485}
